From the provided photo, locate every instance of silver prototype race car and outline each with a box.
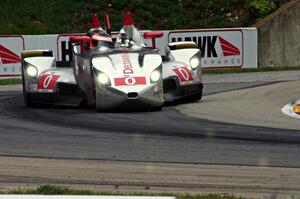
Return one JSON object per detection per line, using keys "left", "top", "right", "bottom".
{"left": 22, "top": 11, "right": 203, "bottom": 111}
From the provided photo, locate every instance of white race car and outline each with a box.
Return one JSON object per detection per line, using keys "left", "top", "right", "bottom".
{"left": 22, "top": 11, "right": 203, "bottom": 111}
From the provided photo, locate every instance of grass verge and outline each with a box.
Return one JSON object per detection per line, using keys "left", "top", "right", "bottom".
{"left": 0, "top": 185, "right": 245, "bottom": 199}
{"left": 203, "top": 66, "right": 300, "bottom": 74}
{"left": 0, "top": 78, "right": 22, "bottom": 86}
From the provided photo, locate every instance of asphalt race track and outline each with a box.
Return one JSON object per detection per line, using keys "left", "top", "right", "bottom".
{"left": 1, "top": 72, "right": 300, "bottom": 167}
{"left": 1, "top": 71, "right": 300, "bottom": 196}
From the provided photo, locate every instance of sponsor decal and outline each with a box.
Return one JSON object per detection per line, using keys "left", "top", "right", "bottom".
{"left": 172, "top": 66, "right": 193, "bottom": 82}
{"left": 38, "top": 74, "right": 60, "bottom": 90}
{"left": 114, "top": 76, "right": 146, "bottom": 86}
{"left": 122, "top": 53, "right": 133, "bottom": 74}
{"left": 169, "top": 29, "right": 243, "bottom": 68}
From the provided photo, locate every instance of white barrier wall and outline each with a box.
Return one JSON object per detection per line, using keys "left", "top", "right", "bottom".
{"left": 0, "top": 28, "right": 257, "bottom": 78}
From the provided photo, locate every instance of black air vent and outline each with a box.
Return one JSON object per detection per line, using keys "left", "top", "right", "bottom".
{"left": 127, "top": 92, "right": 138, "bottom": 99}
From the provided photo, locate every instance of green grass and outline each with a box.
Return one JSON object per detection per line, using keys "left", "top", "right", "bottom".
{"left": 203, "top": 66, "right": 300, "bottom": 74}
{"left": 0, "top": 185, "right": 245, "bottom": 199}
{"left": 0, "top": 78, "right": 22, "bottom": 85}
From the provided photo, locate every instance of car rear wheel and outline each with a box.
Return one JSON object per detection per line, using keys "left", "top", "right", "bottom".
{"left": 23, "top": 90, "right": 37, "bottom": 108}
{"left": 152, "top": 105, "right": 163, "bottom": 111}
{"left": 183, "top": 92, "right": 202, "bottom": 103}
{"left": 191, "top": 92, "right": 202, "bottom": 101}
{"left": 22, "top": 79, "right": 38, "bottom": 108}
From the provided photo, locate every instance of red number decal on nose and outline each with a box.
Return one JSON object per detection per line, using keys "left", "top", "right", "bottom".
{"left": 38, "top": 74, "right": 60, "bottom": 90}
{"left": 172, "top": 66, "right": 193, "bottom": 82}
{"left": 114, "top": 77, "right": 146, "bottom": 86}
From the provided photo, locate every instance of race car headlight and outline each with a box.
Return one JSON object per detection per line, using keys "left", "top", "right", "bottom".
{"left": 97, "top": 72, "right": 110, "bottom": 85}
{"left": 25, "top": 64, "right": 38, "bottom": 77}
{"left": 150, "top": 70, "right": 161, "bottom": 83}
{"left": 189, "top": 56, "right": 201, "bottom": 70}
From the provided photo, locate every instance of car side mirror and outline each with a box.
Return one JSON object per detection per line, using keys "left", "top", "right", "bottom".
{"left": 143, "top": 31, "right": 163, "bottom": 48}
{"left": 69, "top": 36, "right": 91, "bottom": 54}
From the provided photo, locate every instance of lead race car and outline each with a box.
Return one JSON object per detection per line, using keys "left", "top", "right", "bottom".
{"left": 22, "top": 11, "right": 203, "bottom": 111}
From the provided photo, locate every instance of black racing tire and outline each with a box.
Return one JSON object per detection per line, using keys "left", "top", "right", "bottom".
{"left": 86, "top": 68, "right": 96, "bottom": 108}
{"left": 22, "top": 75, "right": 33, "bottom": 108}
{"left": 96, "top": 106, "right": 104, "bottom": 112}
{"left": 23, "top": 91, "right": 37, "bottom": 108}
{"left": 183, "top": 92, "right": 202, "bottom": 103}
{"left": 22, "top": 79, "right": 38, "bottom": 108}
{"left": 152, "top": 105, "right": 163, "bottom": 111}
{"left": 190, "top": 93, "right": 202, "bottom": 101}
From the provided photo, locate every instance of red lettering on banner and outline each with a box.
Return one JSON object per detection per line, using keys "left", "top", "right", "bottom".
{"left": 172, "top": 66, "right": 193, "bottom": 82}
{"left": 114, "top": 77, "right": 146, "bottom": 86}
{"left": 38, "top": 74, "right": 60, "bottom": 90}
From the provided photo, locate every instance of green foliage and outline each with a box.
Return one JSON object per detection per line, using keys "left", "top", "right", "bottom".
{"left": 250, "top": 0, "right": 276, "bottom": 18}
{"left": 6, "top": 185, "right": 95, "bottom": 195}
{"left": 0, "top": 0, "right": 284, "bottom": 34}
{"left": 36, "top": 185, "right": 67, "bottom": 195}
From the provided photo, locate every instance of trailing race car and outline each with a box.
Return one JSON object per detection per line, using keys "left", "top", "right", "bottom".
{"left": 21, "top": 11, "right": 203, "bottom": 111}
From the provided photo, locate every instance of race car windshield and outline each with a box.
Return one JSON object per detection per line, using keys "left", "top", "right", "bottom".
{"left": 87, "top": 28, "right": 114, "bottom": 48}
{"left": 87, "top": 28, "right": 110, "bottom": 37}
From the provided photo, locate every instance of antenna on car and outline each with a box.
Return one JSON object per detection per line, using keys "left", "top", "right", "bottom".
{"left": 104, "top": 3, "right": 112, "bottom": 36}
{"left": 105, "top": 13, "right": 111, "bottom": 36}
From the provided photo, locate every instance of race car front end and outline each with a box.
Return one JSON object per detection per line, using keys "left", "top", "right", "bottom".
{"left": 91, "top": 52, "right": 164, "bottom": 111}
{"left": 163, "top": 76, "right": 203, "bottom": 102}
{"left": 163, "top": 45, "right": 203, "bottom": 102}
{"left": 22, "top": 50, "right": 84, "bottom": 107}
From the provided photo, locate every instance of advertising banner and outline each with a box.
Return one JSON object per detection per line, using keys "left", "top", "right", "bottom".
{"left": 0, "top": 28, "right": 257, "bottom": 79}
{"left": 0, "top": 36, "right": 24, "bottom": 77}
{"left": 168, "top": 28, "right": 257, "bottom": 69}
{"left": 57, "top": 34, "right": 85, "bottom": 65}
